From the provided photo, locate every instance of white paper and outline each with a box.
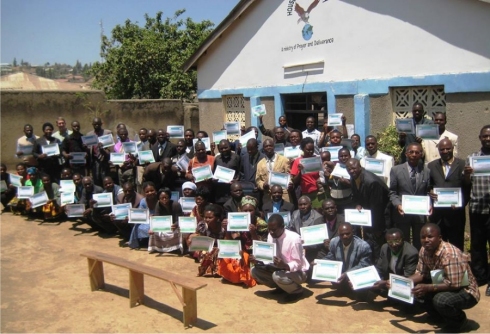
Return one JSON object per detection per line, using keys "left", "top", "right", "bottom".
{"left": 212, "top": 130, "right": 228, "bottom": 144}
{"left": 331, "top": 163, "right": 350, "bottom": 179}
{"left": 60, "top": 192, "right": 75, "bottom": 206}
{"left": 92, "top": 193, "right": 113, "bottom": 208}
{"left": 189, "top": 236, "right": 214, "bottom": 252}
{"left": 312, "top": 260, "right": 343, "bottom": 282}
{"left": 138, "top": 150, "right": 155, "bottom": 164}
{"left": 224, "top": 122, "right": 240, "bottom": 135}
{"left": 121, "top": 142, "right": 137, "bottom": 155}
{"left": 274, "top": 143, "right": 285, "bottom": 156}
{"left": 416, "top": 124, "right": 439, "bottom": 140}
{"left": 213, "top": 165, "right": 235, "bottom": 183}
{"left": 388, "top": 274, "right": 414, "bottom": 304}
{"left": 81, "top": 134, "right": 99, "bottom": 146}
{"left": 218, "top": 239, "right": 242, "bottom": 259}
{"left": 9, "top": 173, "right": 23, "bottom": 187}
{"left": 177, "top": 155, "right": 190, "bottom": 172}
{"left": 98, "top": 134, "right": 115, "bottom": 148}
{"left": 251, "top": 104, "right": 266, "bottom": 116}
{"left": 327, "top": 113, "right": 343, "bottom": 126}
{"left": 192, "top": 165, "right": 213, "bottom": 183}
{"left": 284, "top": 146, "right": 302, "bottom": 159}
{"left": 300, "top": 224, "right": 329, "bottom": 246}
{"left": 253, "top": 240, "right": 276, "bottom": 264}
{"left": 267, "top": 212, "right": 291, "bottom": 226}
{"left": 112, "top": 203, "right": 132, "bottom": 220}
{"left": 346, "top": 266, "right": 381, "bottom": 290}
{"left": 300, "top": 156, "right": 322, "bottom": 174}
{"left": 179, "top": 216, "right": 197, "bottom": 233}
{"left": 150, "top": 215, "right": 173, "bottom": 233}
{"left": 70, "top": 152, "right": 86, "bottom": 164}
{"left": 110, "top": 153, "right": 126, "bottom": 166}
{"left": 395, "top": 119, "right": 414, "bottom": 134}
{"left": 17, "top": 186, "right": 34, "bottom": 199}
{"left": 269, "top": 171, "right": 290, "bottom": 189}
{"left": 179, "top": 197, "right": 196, "bottom": 213}
{"left": 59, "top": 180, "right": 76, "bottom": 193}
{"left": 42, "top": 143, "right": 60, "bottom": 156}
{"left": 17, "top": 144, "right": 33, "bottom": 155}
{"left": 364, "top": 158, "right": 385, "bottom": 176}
{"left": 0, "top": 180, "right": 7, "bottom": 192}
{"left": 433, "top": 188, "right": 462, "bottom": 208}
{"left": 167, "top": 125, "right": 185, "bottom": 138}
{"left": 402, "top": 195, "right": 431, "bottom": 215}
{"left": 128, "top": 208, "right": 149, "bottom": 224}
{"left": 470, "top": 156, "right": 490, "bottom": 176}
{"left": 239, "top": 130, "right": 256, "bottom": 146}
{"left": 65, "top": 204, "right": 85, "bottom": 217}
{"left": 193, "top": 137, "right": 211, "bottom": 151}
{"left": 227, "top": 212, "right": 251, "bottom": 232}
{"left": 344, "top": 209, "right": 372, "bottom": 226}
{"left": 30, "top": 191, "right": 49, "bottom": 208}
{"left": 170, "top": 191, "right": 180, "bottom": 202}
{"left": 322, "top": 146, "right": 343, "bottom": 162}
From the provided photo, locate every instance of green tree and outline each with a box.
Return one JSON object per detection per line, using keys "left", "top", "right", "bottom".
{"left": 13, "top": 57, "right": 17, "bottom": 67}
{"left": 91, "top": 10, "right": 214, "bottom": 100}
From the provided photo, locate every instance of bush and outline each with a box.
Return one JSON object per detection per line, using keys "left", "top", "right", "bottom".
{"left": 377, "top": 125, "right": 403, "bottom": 165}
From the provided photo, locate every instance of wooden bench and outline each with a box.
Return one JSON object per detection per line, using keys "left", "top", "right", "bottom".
{"left": 80, "top": 250, "right": 207, "bottom": 328}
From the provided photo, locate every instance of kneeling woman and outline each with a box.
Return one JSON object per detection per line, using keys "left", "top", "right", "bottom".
{"left": 128, "top": 182, "right": 158, "bottom": 249}
{"left": 40, "top": 174, "right": 63, "bottom": 220}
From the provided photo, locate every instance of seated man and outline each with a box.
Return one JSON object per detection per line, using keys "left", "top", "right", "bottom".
{"left": 372, "top": 228, "right": 418, "bottom": 296}
{"left": 251, "top": 214, "right": 309, "bottom": 302}
{"left": 261, "top": 185, "right": 294, "bottom": 216}
{"left": 79, "top": 176, "right": 104, "bottom": 230}
{"left": 111, "top": 182, "right": 144, "bottom": 240}
{"left": 409, "top": 223, "right": 480, "bottom": 333}
{"left": 315, "top": 199, "right": 346, "bottom": 259}
{"left": 223, "top": 182, "right": 244, "bottom": 214}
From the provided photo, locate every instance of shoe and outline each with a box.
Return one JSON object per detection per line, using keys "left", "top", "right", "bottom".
{"left": 284, "top": 291, "right": 304, "bottom": 303}
{"left": 441, "top": 318, "right": 468, "bottom": 333}
{"left": 486, "top": 285, "right": 490, "bottom": 297}
{"left": 269, "top": 288, "right": 286, "bottom": 295}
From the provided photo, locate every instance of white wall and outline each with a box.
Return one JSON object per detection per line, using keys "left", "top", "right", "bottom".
{"left": 197, "top": 0, "right": 490, "bottom": 91}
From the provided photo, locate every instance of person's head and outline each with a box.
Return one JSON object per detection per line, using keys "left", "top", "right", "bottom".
{"left": 218, "top": 139, "right": 231, "bottom": 158}
{"left": 82, "top": 176, "right": 94, "bottom": 192}
{"left": 329, "top": 130, "right": 342, "bottom": 145}
{"left": 230, "top": 182, "right": 244, "bottom": 200}
{"left": 196, "top": 131, "right": 209, "bottom": 140}
{"left": 184, "top": 129, "right": 195, "bottom": 146}
{"left": 71, "top": 121, "right": 81, "bottom": 134}
{"left": 117, "top": 127, "right": 129, "bottom": 142}
{"left": 102, "top": 176, "right": 115, "bottom": 192}
{"left": 143, "top": 182, "right": 156, "bottom": 199}
{"left": 338, "top": 223, "right": 354, "bottom": 246}
{"left": 305, "top": 117, "right": 316, "bottom": 131}
{"left": 246, "top": 138, "right": 259, "bottom": 156}
{"left": 437, "top": 138, "right": 454, "bottom": 162}
{"left": 321, "top": 199, "right": 337, "bottom": 219}
{"left": 267, "top": 214, "right": 286, "bottom": 239}
{"left": 262, "top": 139, "right": 275, "bottom": 158}
{"left": 41, "top": 174, "right": 52, "bottom": 187}
{"left": 24, "top": 124, "right": 34, "bottom": 138}
{"left": 298, "top": 195, "right": 312, "bottom": 215}
{"left": 338, "top": 148, "right": 351, "bottom": 164}
{"left": 289, "top": 130, "right": 302, "bottom": 146}
{"left": 320, "top": 151, "right": 331, "bottom": 163}
{"left": 278, "top": 116, "right": 288, "bottom": 128}
{"left": 92, "top": 117, "right": 102, "bottom": 131}
{"left": 203, "top": 204, "right": 223, "bottom": 229}
{"left": 60, "top": 168, "right": 73, "bottom": 180}
{"left": 147, "top": 129, "right": 157, "bottom": 145}
{"left": 194, "top": 141, "right": 207, "bottom": 159}
{"left": 351, "top": 134, "right": 361, "bottom": 150}
{"left": 157, "top": 129, "right": 167, "bottom": 144}
{"left": 405, "top": 142, "right": 423, "bottom": 166}
{"left": 246, "top": 126, "right": 259, "bottom": 139}
{"left": 42, "top": 122, "right": 54, "bottom": 138}
{"left": 385, "top": 228, "right": 404, "bottom": 255}
{"left": 157, "top": 187, "right": 172, "bottom": 205}
{"left": 138, "top": 128, "right": 148, "bottom": 142}
{"left": 160, "top": 158, "right": 172, "bottom": 173}
{"left": 345, "top": 158, "right": 362, "bottom": 180}
{"left": 176, "top": 139, "right": 186, "bottom": 155}
{"left": 16, "top": 162, "right": 27, "bottom": 176}
{"left": 479, "top": 125, "right": 490, "bottom": 150}
{"left": 73, "top": 173, "right": 82, "bottom": 186}
{"left": 433, "top": 112, "right": 447, "bottom": 134}
{"left": 274, "top": 127, "right": 286, "bottom": 143}
{"left": 420, "top": 223, "right": 442, "bottom": 255}
{"left": 182, "top": 181, "right": 197, "bottom": 197}
{"left": 0, "top": 163, "right": 7, "bottom": 176}
{"left": 27, "top": 167, "right": 38, "bottom": 182}
{"left": 365, "top": 135, "right": 378, "bottom": 155}
{"left": 411, "top": 102, "right": 424, "bottom": 122}
{"left": 56, "top": 117, "right": 67, "bottom": 132}
{"left": 241, "top": 196, "right": 258, "bottom": 221}
{"left": 122, "top": 182, "right": 135, "bottom": 201}
{"left": 195, "top": 186, "right": 211, "bottom": 207}
{"left": 270, "top": 185, "right": 283, "bottom": 203}
{"left": 300, "top": 137, "right": 315, "bottom": 157}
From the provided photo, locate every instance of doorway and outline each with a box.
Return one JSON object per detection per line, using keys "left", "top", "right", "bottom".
{"left": 283, "top": 93, "right": 327, "bottom": 131}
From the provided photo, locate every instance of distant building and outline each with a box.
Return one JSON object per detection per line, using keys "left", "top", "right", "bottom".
{"left": 1, "top": 63, "right": 12, "bottom": 76}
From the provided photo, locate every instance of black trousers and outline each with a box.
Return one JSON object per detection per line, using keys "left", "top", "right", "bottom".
{"left": 469, "top": 212, "right": 490, "bottom": 285}
{"left": 430, "top": 207, "right": 466, "bottom": 251}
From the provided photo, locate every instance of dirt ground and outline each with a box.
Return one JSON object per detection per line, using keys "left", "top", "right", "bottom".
{"left": 1, "top": 213, "right": 489, "bottom": 333}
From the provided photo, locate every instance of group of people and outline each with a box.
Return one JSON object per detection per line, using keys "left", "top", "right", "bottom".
{"left": 1, "top": 103, "right": 489, "bottom": 333}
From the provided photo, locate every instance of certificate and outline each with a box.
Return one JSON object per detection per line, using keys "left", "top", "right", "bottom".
{"left": 70, "top": 152, "right": 86, "bottom": 164}
{"left": 193, "top": 137, "right": 211, "bottom": 151}
{"left": 59, "top": 180, "right": 76, "bottom": 193}
{"left": 17, "top": 144, "right": 33, "bottom": 155}
{"left": 267, "top": 212, "right": 291, "bottom": 226}
{"left": 300, "top": 224, "right": 329, "bottom": 246}
{"left": 284, "top": 146, "right": 301, "bottom": 159}
{"left": 170, "top": 191, "right": 180, "bottom": 202}
{"left": 179, "top": 197, "right": 196, "bottom": 213}
{"left": 327, "top": 113, "right": 343, "bottom": 126}
{"left": 402, "top": 195, "right": 431, "bottom": 215}
{"left": 81, "top": 134, "right": 99, "bottom": 146}
{"left": 346, "top": 266, "right": 381, "bottom": 290}
{"left": 224, "top": 122, "right": 240, "bottom": 135}
{"left": 128, "top": 208, "right": 149, "bottom": 224}
{"left": 122, "top": 142, "right": 138, "bottom": 154}
{"left": 395, "top": 119, "right": 414, "bottom": 134}
{"left": 176, "top": 155, "right": 190, "bottom": 172}
{"left": 212, "top": 130, "right": 227, "bottom": 144}
{"left": 300, "top": 156, "right": 322, "bottom": 174}
{"left": 42, "top": 143, "right": 60, "bottom": 156}
{"left": 274, "top": 143, "right": 285, "bottom": 156}
{"left": 227, "top": 212, "right": 251, "bottom": 231}
{"left": 98, "top": 134, "right": 115, "bottom": 148}
{"left": 189, "top": 236, "right": 214, "bottom": 252}
{"left": 9, "top": 173, "right": 23, "bottom": 187}
{"left": 218, "top": 240, "right": 242, "bottom": 259}
{"left": 252, "top": 240, "right": 276, "bottom": 264}
{"left": 60, "top": 192, "right": 75, "bottom": 206}
{"left": 388, "top": 274, "right": 414, "bottom": 304}
{"left": 340, "top": 139, "right": 353, "bottom": 150}
{"left": 312, "top": 260, "right": 343, "bottom": 282}
{"left": 364, "top": 158, "right": 385, "bottom": 176}
{"left": 331, "top": 164, "right": 350, "bottom": 179}
{"left": 239, "top": 130, "right": 255, "bottom": 146}
{"left": 92, "top": 193, "right": 113, "bottom": 208}
{"left": 416, "top": 124, "right": 439, "bottom": 140}
{"left": 433, "top": 188, "right": 462, "bottom": 208}
{"left": 30, "top": 191, "right": 49, "bottom": 208}
{"left": 150, "top": 215, "right": 172, "bottom": 233}
{"left": 167, "top": 125, "right": 185, "bottom": 138}
{"left": 65, "top": 204, "right": 85, "bottom": 217}
{"left": 110, "top": 153, "right": 126, "bottom": 166}
{"left": 192, "top": 165, "right": 213, "bottom": 182}
{"left": 322, "top": 146, "right": 343, "bottom": 162}
{"left": 179, "top": 216, "right": 197, "bottom": 233}
{"left": 344, "top": 209, "right": 372, "bottom": 226}
{"left": 111, "top": 203, "right": 132, "bottom": 220}
{"left": 251, "top": 104, "right": 267, "bottom": 116}
{"left": 269, "top": 171, "right": 290, "bottom": 189}
{"left": 138, "top": 150, "right": 155, "bottom": 164}
{"left": 213, "top": 165, "right": 235, "bottom": 183}
{"left": 0, "top": 180, "right": 7, "bottom": 192}
{"left": 17, "top": 186, "right": 34, "bottom": 199}
{"left": 470, "top": 156, "right": 490, "bottom": 176}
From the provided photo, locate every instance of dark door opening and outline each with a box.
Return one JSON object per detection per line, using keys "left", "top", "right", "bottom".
{"left": 283, "top": 93, "right": 327, "bottom": 131}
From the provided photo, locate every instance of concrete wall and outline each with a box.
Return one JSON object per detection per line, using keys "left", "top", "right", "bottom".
{"left": 370, "top": 94, "right": 393, "bottom": 137}
{"left": 1, "top": 91, "right": 192, "bottom": 170}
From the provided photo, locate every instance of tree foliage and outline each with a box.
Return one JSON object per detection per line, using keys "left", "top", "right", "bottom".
{"left": 91, "top": 10, "right": 214, "bottom": 100}
{"left": 377, "top": 125, "right": 403, "bottom": 165}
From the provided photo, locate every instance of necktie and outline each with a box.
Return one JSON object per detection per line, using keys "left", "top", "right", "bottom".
{"left": 159, "top": 145, "right": 163, "bottom": 156}
{"left": 444, "top": 162, "right": 450, "bottom": 178}
{"left": 410, "top": 168, "right": 417, "bottom": 191}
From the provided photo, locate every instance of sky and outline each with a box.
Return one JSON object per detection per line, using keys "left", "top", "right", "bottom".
{"left": 0, "top": 0, "right": 240, "bottom": 66}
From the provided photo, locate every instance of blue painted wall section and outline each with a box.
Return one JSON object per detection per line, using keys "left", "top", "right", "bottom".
{"left": 354, "top": 94, "right": 370, "bottom": 142}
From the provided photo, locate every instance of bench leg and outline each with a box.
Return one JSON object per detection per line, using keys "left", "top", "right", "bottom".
{"left": 182, "top": 288, "right": 197, "bottom": 328}
{"left": 87, "top": 258, "right": 105, "bottom": 291}
{"left": 129, "top": 270, "right": 144, "bottom": 308}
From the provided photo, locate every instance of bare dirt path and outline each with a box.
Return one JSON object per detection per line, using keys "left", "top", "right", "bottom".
{"left": 1, "top": 213, "right": 489, "bottom": 333}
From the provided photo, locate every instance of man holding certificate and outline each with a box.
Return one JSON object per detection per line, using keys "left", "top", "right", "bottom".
{"left": 16, "top": 124, "right": 39, "bottom": 167}
{"left": 422, "top": 112, "right": 459, "bottom": 164}
{"left": 360, "top": 135, "right": 394, "bottom": 186}
{"left": 86, "top": 117, "right": 112, "bottom": 187}
{"left": 213, "top": 140, "right": 240, "bottom": 205}
{"left": 61, "top": 121, "right": 88, "bottom": 176}
{"left": 32, "top": 122, "right": 62, "bottom": 184}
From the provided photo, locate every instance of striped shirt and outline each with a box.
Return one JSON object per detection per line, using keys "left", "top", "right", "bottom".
{"left": 466, "top": 150, "right": 490, "bottom": 214}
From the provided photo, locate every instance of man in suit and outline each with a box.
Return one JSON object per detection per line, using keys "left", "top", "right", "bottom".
{"left": 422, "top": 112, "right": 459, "bottom": 165}
{"left": 389, "top": 142, "right": 432, "bottom": 249}
{"left": 315, "top": 199, "right": 346, "bottom": 259}
{"left": 151, "top": 129, "right": 177, "bottom": 163}
{"left": 86, "top": 117, "right": 112, "bottom": 187}
{"left": 143, "top": 158, "right": 177, "bottom": 191}
{"left": 428, "top": 138, "right": 469, "bottom": 251}
{"left": 398, "top": 102, "right": 434, "bottom": 163}
{"left": 262, "top": 185, "right": 295, "bottom": 216}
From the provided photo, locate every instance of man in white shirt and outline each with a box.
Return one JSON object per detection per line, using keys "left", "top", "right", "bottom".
{"left": 360, "top": 135, "right": 394, "bottom": 186}
{"left": 422, "top": 112, "right": 458, "bottom": 164}
{"left": 52, "top": 117, "right": 73, "bottom": 143}
{"left": 16, "top": 124, "right": 39, "bottom": 166}
{"left": 302, "top": 117, "right": 321, "bottom": 153}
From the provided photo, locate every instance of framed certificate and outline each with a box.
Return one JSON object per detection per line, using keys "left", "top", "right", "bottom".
{"left": 189, "top": 236, "right": 214, "bottom": 252}
{"left": 251, "top": 104, "right": 266, "bottom": 117}
{"left": 192, "top": 165, "right": 213, "bottom": 183}
{"left": 193, "top": 137, "right": 211, "bottom": 151}
{"left": 331, "top": 164, "right": 350, "bottom": 179}
{"left": 321, "top": 146, "right": 343, "bottom": 162}
{"left": 178, "top": 216, "right": 197, "bottom": 233}
{"left": 327, "top": 113, "right": 343, "bottom": 126}
{"left": 98, "top": 134, "right": 115, "bottom": 148}
{"left": 110, "top": 153, "right": 126, "bottom": 166}
{"left": 274, "top": 143, "right": 285, "bottom": 156}
{"left": 150, "top": 215, "right": 173, "bottom": 233}
{"left": 284, "top": 146, "right": 301, "bottom": 159}
{"left": 170, "top": 191, "right": 180, "bottom": 202}
{"left": 17, "top": 145, "right": 33, "bottom": 155}
{"left": 252, "top": 240, "right": 276, "bottom": 264}
{"left": 138, "top": 150, "right": 155, "bottom": 164}
{"left": 227, "top": 212, "right": 251, "bottom": 232}
{"left": 312, "top": 260, "right": 343, "bottom": 282}
{"left": 470, "top": 156, "right": 490, "bottom": 176}
{"left": 92, "top": 193, "right": 113, "bottom": 208}
{"left": 70, "top": 152, "right": 86, "bottom": 164}
{"left": 81, "top": 134, "right": 98, "bottom": 146}
{"left": 388, "top": 274, "right": 414, "bottom": 304}
{"left": 239, "top": 130, "right": 255, "bottom": 145}
{"left": 9, "top": 173, "right": 23, "bottom": 187}
{"left": 212, "top": 130, "right": 227, "bottom": 144}
{"left": 179, "top": 197, "right": 196, "bottom": 213}
{"left": 17, "top": 186, "right": 34, "bottom": 199}
{"left": 122, "top": 142, "right": 138, "bottom": 154}
{"left": 416, "top": 124, "right": 439, "bottom": 140}
{"left": 402, "top": 195, "right": 431, "bottom": 215}
{"left": 42, "top": 143, "right": 60, "bottom": 156}
{"left": 344, "top": 209, "right": 372, "bottom": 226}
{"left": 300, "top": 224, "right": 329, "bottom": 246}
{"left": 0, "top": 180, "right": 6, "bottom": 192}
{"left": 300, "top": 156, "right": 322, "bottom": 174}
{"left": 213, "top": 165, "right": 235, "bottom": 183}
{"left": 267, "top": 212, "right": 291, "bottom": 226}
{"left": 269, "top": 171, "right": 290, "bottom": 189}
{"left": 112, "top": 203, "right": 132, "bottom": 220}
{"left": 128, "top": 208, "right": 149, "bottom": 224}
{"left": 177, "top": 155, "right": 190, "bottom": 172}
{"left": 30, "top": 191, "right": 49, "bottom": 208}
{"left": 433, "top": 188, "right": 462, "bottom": 208}
{"left": 218, "top": 239, "right": 242, "bottom": 259}
{"left": 65, "top": 204, "right": 85, "bottom": 217}
{"left": 346, "top": 266, "right": 381, "bottom": 290}
{"left": 364, "top": 158, "right": 385, "bottom": 176}
{"left": 60, "top": 192, "right": 75, "bottom": 206}
{"left": 395, "top": 119, "right": 415, "bottom": 134}
{"left": 224, "top": 122, "right": 240, "bottom": 135}
{"left": 340, "top": 139, "right": 353, "bottom": 150}
{"left": 59, "top": 180, "right": 76, "bottom": 193}
{"left": 167, "top": 125, "right": 185, "bottom": 138}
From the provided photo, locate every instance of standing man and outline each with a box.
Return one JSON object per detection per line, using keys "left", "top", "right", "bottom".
{"left": 16, "top": 124, "right": 39, "bottom": 167}
{"left": 251, "top": 214, "right": 309, "bottom": 302}
{"left": 52, "top": 117, "right": 73, "bottom": 143}
{"left": 422, "top": 112, "right": 458, "bottom": 165}
{"left": 389, "top": 142, "right": 432, "bottom": 249}
{"left": 258, "top": 115, "right": 294, "bottom": 142}
{"left": 147, "top": 129, "right": 157, "bottom": 147}
{"left": 151, "top": 129, "right": 177, "bottom": 163}
{"left": 240, "top": 138, "right": 265, "bottom": 196}
{"left": 428, "top": 138, "right": 469, "bottom": 251}
{"left": 213, "top": 139, "right": 240, "bottom": 205}
{"left": 464, "top": 124, "right": 490, "bottom": 296}
{"left": 184, "top": 129, "right": 195, "bottom": 158}
{"left": 86, "top": 117, "right": 112, "bottom": 187}
{"left": 360, "top": 135, "right": 394, "bottom": 186}
{"left": 62, "top": 120, "right": 87, "bottom": 176}
{"left": 302, "top": 117, "right": 321, "bottom": 152}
